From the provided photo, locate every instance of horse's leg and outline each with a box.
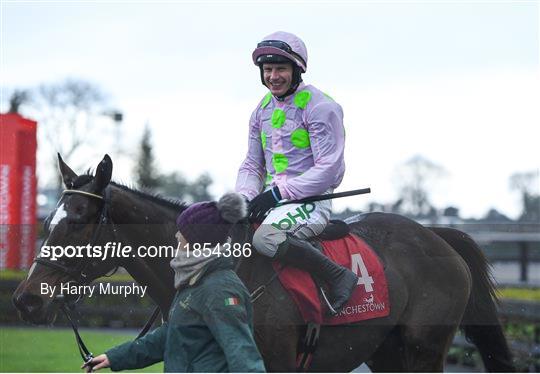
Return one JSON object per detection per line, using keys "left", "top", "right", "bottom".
{"left": 310, "top": 324, "right": 391, "bottom": 372}
{"left": 309, "top": 268, "right": 409, "bottom": 372}
{"left": 367, "top": 323, "right": 458, "bottom": 372}
{"left": 403, "top": 324, "right": 462, "bottom": 372}
{"left": 366, "top": 326, "right": 408, "bottom": 372}
{"left": 254, "top": 323, "right": 300, "bottom": 372}
{"left": 384, "top": 258, "right": 470, "bottom": 370}
{"left": 367, "top": 278, "right": 467, "bottom": 373}
{"left": 253, "top": 281, "right": 303, "bottom": 372}
{"left": 355, "top": 214, "right": 472, "bottom": 372}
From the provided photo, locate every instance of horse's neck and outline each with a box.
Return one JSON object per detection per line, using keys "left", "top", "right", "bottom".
{"left": 125, "top": 257, "right": 176, "bottom": 315}
{"left": 109, "top": 186, "right": 181, "bottom": 248}
{"left": 109, "top": 186, "right": 180, "bottom": 227}
{"left": 108, "top": 186, "right": 183, "bottom": 317}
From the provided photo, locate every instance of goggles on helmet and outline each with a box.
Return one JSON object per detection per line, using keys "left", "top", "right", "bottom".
{"left": 255, "top": 40, "right": 307, "bottom": 68}
{"left": 257, "top": 40, "right": 294, "bottom": 53}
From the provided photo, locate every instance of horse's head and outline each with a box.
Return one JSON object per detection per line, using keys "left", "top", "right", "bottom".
{"left": 12, "top": 154, "right": 119, "bottom": 324}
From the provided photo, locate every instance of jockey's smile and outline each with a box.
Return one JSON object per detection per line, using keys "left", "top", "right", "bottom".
{"left": 263, "top": 62, "right": 293, "bottom": 97}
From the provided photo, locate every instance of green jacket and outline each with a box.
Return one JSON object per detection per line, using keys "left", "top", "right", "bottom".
{"left": 106, "top": 258, "right": 265, "bottom": 372}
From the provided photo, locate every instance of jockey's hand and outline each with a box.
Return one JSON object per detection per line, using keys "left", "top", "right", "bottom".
{"left": 248, "top": 187, "right": 281, "bottom": 222}
{"left": 81, "top": 354, "right": 110, "bottom": 372}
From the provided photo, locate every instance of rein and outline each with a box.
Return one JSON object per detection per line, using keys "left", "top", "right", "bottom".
{"left": 60, "top": 302, "right": 94, "bottom": 363}
{"left": 233, "top": 222, "right": 283, "bottom": 303}
{"left": 35, "top": 187, "right": 160, "bottom": 365}
{"left": 250, "top": 269, "right": 282, "bottom": 303}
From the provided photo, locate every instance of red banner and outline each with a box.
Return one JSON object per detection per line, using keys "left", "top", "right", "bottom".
{"left": 0, "top": 113, "right": 37, "bottom": 270}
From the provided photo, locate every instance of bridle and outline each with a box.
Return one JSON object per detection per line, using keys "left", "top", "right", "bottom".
{"left": 32, "top": 187, "right": 160, "bottom": 366}
{"left": 35, "top": 188, "right": 117, "bottom": 285}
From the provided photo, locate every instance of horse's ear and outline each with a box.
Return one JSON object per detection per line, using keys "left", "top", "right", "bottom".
{"left": 57, "top": 153, "right": 77, "bottom": 189}
{"left": 93, "top": 154, "right": 113, "bottom": 192}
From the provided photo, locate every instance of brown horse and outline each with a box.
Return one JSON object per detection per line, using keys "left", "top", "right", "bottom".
{"left": 13, "top": 155, "right": 514, "bottom": 372}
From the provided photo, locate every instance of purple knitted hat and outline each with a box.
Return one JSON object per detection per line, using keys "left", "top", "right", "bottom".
{"left": 176, "top": 193, "right": 247, "bottom": 246}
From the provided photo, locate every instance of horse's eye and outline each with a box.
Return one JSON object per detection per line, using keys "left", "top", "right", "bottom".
{"left": 75, "top": 205, "right": 85, "bottom": 215}
{"left": 67, "top": 215, "right": 86, "bottom": 226}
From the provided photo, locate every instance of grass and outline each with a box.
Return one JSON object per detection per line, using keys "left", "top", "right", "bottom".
{"left": 0, "top": 269, "right": 29, "bottom": 281}
{"left": 0, "top": 327, "right": 163, "bottom": 372}
{"left": 497, "top": 287, "right": 540, "bottom": 301}
{"left": 1, "top": 269, "right": 134, "bottom": 282}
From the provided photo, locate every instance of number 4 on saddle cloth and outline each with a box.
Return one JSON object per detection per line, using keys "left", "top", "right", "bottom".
{"left": 272, "top": 221, "right": 390, "bottom": 325}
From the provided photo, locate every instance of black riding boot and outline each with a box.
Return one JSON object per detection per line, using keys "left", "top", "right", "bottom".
{"left": 276, "top": 236, "right": 358, "bottom": 315}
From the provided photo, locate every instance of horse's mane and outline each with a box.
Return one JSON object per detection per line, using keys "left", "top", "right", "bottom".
{"left": 73, "top": 172, "right": 187, "bottom": 211}
{"left": 111, "top": 183, "right": 187, "bottom": 211}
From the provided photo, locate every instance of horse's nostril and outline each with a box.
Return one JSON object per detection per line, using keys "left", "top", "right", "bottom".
{"left": 15, "top": 293, "right": 44, "bottom": 316}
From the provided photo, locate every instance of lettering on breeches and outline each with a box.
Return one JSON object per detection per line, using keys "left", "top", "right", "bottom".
{"left": 270, "top": 203, "right": 316, "bottom": 231}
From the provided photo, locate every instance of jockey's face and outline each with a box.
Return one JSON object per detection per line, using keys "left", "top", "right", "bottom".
{"left": 263, "top": 63, "right": 293, "bottom": 97}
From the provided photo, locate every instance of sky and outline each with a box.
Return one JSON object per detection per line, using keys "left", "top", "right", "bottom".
{"left": 1, "top": 1, "right": 539, "bottom": 219}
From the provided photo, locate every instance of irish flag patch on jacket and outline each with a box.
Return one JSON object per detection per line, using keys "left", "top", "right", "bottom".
{"left": 225, "top": 297, "right": 240, "bottom": 306}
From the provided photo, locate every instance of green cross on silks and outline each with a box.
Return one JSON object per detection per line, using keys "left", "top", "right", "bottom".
{"left": 270, "top": 203, "right": 316, "bottom": 231}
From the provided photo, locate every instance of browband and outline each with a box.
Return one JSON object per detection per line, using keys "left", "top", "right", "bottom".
{"left": 62, "top": 189, "right": 104, "bottom": 200}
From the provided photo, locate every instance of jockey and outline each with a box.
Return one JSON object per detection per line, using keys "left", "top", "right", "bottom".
{"left": 235, "top": 31, "right": 357, "bottom": 314}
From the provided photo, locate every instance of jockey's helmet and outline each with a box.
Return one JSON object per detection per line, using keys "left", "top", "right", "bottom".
{"left": 252, "top": 31, "right": 308, "bottom": 96}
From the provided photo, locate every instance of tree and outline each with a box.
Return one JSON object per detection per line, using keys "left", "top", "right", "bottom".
{"left": 393, "top": 155, "right": 446, "bottom": 218}
{"left": 158, "top": 172, "right": 214, "bottom": 203}
{"left": 132, "top": 126, "right": 214, "bottom": 202}
{"left": 187, "top": 173, "right": 213, "bottom": 202}
{"left": 7, "top": 89, "right": 31, "bottom": 114}
{"left": 510, "top": 171, "right": 540, "bottom": 222}
{"left": 22, "top": 78, "right": 114, "bottom": 192}
{"left": 157, "top": 172, "right": 189, "bottom": 198}
{"left": 483, "top": 208, "right": 512, "bottom": 222}
{"left": 32, "top": 79, "right": 108, "bottom": 160}
{"left": 443, "top": 206, "right": 460, "bottom": 218}
{"left": 134, "top": 124, "right": 161, "bottom": 189}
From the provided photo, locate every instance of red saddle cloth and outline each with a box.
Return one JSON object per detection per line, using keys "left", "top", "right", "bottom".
{"left": 272, "top": 233, "right": 390, "bottom": 325}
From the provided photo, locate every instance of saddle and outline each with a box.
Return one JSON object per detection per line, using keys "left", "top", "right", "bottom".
{"left": 314, "top": 219, "right": 350, "bottom": 241}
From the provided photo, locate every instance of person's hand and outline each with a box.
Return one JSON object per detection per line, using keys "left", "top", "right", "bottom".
{"left": 81, "top": 354, "right": 110, "bottom": 372}
{"left": 248, "top": 187, "right": 281, "bottom": 222}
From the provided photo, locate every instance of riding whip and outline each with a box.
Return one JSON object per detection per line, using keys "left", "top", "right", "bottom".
{"left": 279, "top": 187, "right": 371, "bottom": 205}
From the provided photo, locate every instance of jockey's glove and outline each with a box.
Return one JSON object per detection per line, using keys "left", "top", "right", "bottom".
{"left": 248, "top": 186, "right": 282, "bottom": 223}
